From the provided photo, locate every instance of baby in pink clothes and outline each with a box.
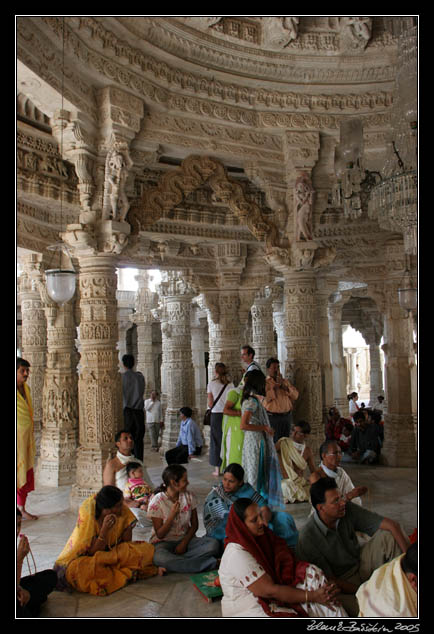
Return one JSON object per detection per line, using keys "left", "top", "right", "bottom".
{"left": 123, "top": 462, "right": 153, "bottom": 510}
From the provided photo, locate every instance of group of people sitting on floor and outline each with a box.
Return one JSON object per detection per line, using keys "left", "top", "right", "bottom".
{"left": 17, "top": 350, "right": 415, "bottom": 618}
{"left": 17, "top": 417, "right": 417, "bottom": 619}
{"left": 326, "top": 402, "right": 384, "bottom": 465}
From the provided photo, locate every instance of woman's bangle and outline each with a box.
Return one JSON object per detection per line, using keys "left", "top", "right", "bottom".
{"left": 97, "top": 534, "right": 106, "bottom": 542}
{"left": 305, "top": 590, "right": 309, "bottom": 604}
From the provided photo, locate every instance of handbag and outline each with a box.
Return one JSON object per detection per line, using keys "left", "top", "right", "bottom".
{"left": 203, "top": 384, "right": 227, "bottom": 426}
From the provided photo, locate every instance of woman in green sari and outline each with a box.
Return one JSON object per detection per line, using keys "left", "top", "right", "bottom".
{"left": 203, "top": 463, "right": 298, "bottom": 550}
{"left": 220, "top": 386, "right": 244, "bottom": 471}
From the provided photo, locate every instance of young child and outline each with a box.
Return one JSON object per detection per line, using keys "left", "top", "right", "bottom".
{"left": 338, "top": 422, "right": 354, "bottom": 454}
{"left": 123, "top": 462, "right": 153, "bottom": 510}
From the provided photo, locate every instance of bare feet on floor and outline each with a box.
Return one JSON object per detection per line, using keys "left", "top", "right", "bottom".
{"left": 20, "top": 508, "right": 38, "bottom": 520}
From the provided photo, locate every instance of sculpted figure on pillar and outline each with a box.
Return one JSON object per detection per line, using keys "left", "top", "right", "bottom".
{"left": 294, "top": 172, "right": 315, "bottom": 242}
{"left": 54, "top": 90, "right": 145, "bottom": 505}
{"left": 103, "top": 145, "right": 133, "bottom": 222}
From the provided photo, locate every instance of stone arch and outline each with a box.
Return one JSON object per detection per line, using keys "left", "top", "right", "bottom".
{"left": 128, "top": 154, "right": 281, "bottom": 252}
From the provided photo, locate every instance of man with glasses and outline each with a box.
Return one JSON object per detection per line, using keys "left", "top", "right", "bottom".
{"left": 296, "top": 477, "right": 410, "bottom": 616}
{"left": 309, "top": 440, "right": 367, "bottom": 506}
{"left": 275, "top": 421, "right": 316, "bottom": 503}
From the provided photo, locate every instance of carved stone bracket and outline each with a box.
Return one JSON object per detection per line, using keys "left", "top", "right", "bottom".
{"left": 129, "top": 154, "right": 282, "bottom": 254}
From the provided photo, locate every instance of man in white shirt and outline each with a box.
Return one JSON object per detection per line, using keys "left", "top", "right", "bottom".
{"left": 144, "top": 391, "right": 164, "bottom": 451}
{"left": 240, "top": 345, "right": 262, "bottom": 386}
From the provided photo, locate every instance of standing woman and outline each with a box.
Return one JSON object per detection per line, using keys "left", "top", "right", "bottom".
{"left": 207, "top": 363, "right": 234, "bottom": 476}
{"left": 17, "top": 358, "right": 38, "bottom": 521}
{"left": 220, "top": 383, "right": 244, "bottom": 472}
{"left": 240, "top": 370, "right": 283, "bottom": 508}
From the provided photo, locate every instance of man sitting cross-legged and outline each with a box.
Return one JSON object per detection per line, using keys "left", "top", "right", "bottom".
{"left": 295, "top": 477, "right": 410, "bottom": 617}
{"left": 103, "top": 429, "right": 153, "bottom": 531}
{"left": 275, "top": 421, "right": 316, "bottom": 503}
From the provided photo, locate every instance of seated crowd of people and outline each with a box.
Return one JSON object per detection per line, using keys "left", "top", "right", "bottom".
{"left": 16, "top": 350, "right": 416, "bottom": 619}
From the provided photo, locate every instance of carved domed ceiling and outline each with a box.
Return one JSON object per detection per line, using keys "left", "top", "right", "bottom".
{"left": 16, "top": 16, "right": 409, "bottom": 282}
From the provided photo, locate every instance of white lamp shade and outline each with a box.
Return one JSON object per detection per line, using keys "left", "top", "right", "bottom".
{"left": 46, "top": 269, "right": 76, "bottom": 305}
{"left": 398, "top": 287, "right": 417, "bottom": 312}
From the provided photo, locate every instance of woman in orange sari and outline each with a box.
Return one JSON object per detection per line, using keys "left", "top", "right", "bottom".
{"left": 54, "top": 486, "right": 160, "bottom": 596}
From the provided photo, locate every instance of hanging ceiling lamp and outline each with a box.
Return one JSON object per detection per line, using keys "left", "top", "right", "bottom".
{"left": 45, "top": 17, "right": 76, "bottom": 305}
{"left": 397, "top": 260, "right": 417, "bottom": 313}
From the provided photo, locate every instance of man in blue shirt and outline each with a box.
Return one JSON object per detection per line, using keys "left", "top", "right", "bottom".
{"left": 165, "top": 407, "right": 203, "bottom": 465}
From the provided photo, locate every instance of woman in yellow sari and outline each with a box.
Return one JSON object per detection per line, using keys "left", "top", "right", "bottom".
{"left": 55, "top": 486, "right": 159, "bottom": 596}
{"left": 17, "top": 358, "right": 37, "bottom": 520}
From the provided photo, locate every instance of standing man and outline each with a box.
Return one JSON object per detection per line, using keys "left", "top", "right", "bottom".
{"left": 121, "top": 354, "right": 145, "bottom": 462}
{"left": 144, "top": 390, "right": 164, "bottom": 452}
{"left": 263, "top": 357, "right": 299, "bottom": 442}
{"left": 17, "top": 358, "right": 38, "bottom": 520}
{"left": 240, "top": 345, "right": 262, "bottom": 386}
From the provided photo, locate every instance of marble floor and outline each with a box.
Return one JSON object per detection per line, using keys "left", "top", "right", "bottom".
{"left": 19, "top": 446, "right": 417, "bottom": 619}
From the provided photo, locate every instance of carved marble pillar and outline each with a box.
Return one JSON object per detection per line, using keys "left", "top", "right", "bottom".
{"left": 362, "top": 331, "right": 384, "bottom": 406}
{"left": 36, "top": 288, "right": 79, "bottom": 486}
{"left": 67, "top": 252, "right": 123, "bottom": 506}
{"left": 117, "top": 318, "right": 131, "bottom": 370}
{"left": 132, "top": 271, "right": 158, "bottom": 398}
{"left": 328, "top": 299, "right": 350, "bottom": 416}
{"left": 250, "top": 287, "right": 277, "bottom": 370}
{"left": 272, "top": 294, "right": 286, "bottom": 369}
{"left": 51, "top": 91, "right": 142, "bottom": 504}
{"left": 346, "top": 348, "right": 359, "bottom": 394}
{"left": 158, "top": 272, "right": 195, "bottom": 451}
{"left": 116, "top": 290, "right": 136, "bottom": 370}
{"left": 381, "top": 259, "right": 417, "bottom": 466}
{"left": 191, "top": 307, "right": 208, "bottom": 422}
{"left": 18, "top": 253, "right": 47, "bottom": 454}
{"left": 206, "top": 291, "right": 243, "bottom": 386}
{"left": 315, "top": 279, "right": 335, "bottom": 423}
{"left": 282, "top": 271, "right": 323, "bottom": 456}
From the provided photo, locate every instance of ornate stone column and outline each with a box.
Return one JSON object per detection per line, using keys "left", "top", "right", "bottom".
{"left": 117, "top": 317, "right": 132, "bottom": 370}
{"left": 250, "top": 286, "right": 277, "bottom": 370}
{"left": 51, "top": 85, "right": 144, "bottom": 504}
{"left": 328, "top": 295, "right": 350, "bottom": 416}
{"left": 282, "top": 270, "right": 323, "bottom": 455}
{"left": 157, "top": 272, "right": 195, "bottom": 451}
{"left": 381, "top": 244, "right": 417, "bottom": 466}
{"left": 132, "top": 271, "right": 158, "bottom": 397}
{"left": 206, "top": 290, "right": 243, "bottom": 385}
{"left": 18, "top": 253, "right": 47, "bottom": 453}
{"left": 66, "top": 251, "right": 124, "bottom": 505}
{"left": 346, "top": 348, "right": 358, "bottom": 393}
{"left": 315, "top": 278, "right": 336, "bottom": 423}
{"left": 36, "top": 287, "right": 79, "bottom": 486}
{"left": 191, "top": 305, "right": 208, "bottom": 422}
{"left": 361, "top": 330, "right": 384, "bottom": 406}
{"left": 272, "top": 289, "right": 286, "bottom": 368}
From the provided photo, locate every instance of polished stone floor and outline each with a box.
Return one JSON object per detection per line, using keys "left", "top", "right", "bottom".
{"left": 19, "top": 445, "right": 417, "bottom": 619}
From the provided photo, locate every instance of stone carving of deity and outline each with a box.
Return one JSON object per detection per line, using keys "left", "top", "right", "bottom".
{"left": 340, "top": 17, "right": 372, "bottom": 51}
{"left": 103, "top": 149, "right": 132, "bottom": 222}
{"left": 294, "top": 173, "right": 314, "bottom": 242}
